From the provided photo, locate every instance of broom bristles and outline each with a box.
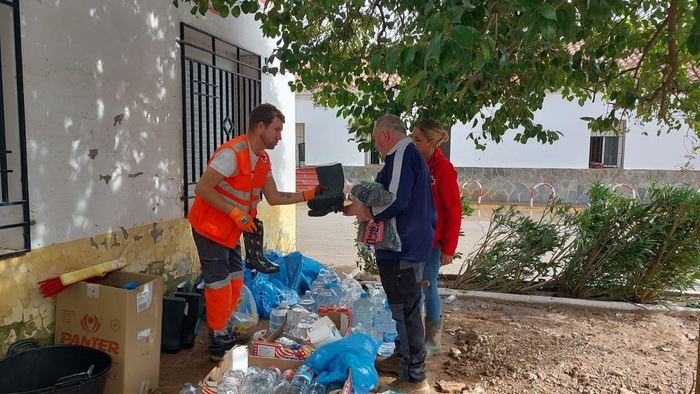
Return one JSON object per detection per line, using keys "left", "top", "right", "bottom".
{"left": 38, "top": 277, "right": 67, "bottom": 298}
{"left": 38, "top": 272, "right": 115, "bottom": 298}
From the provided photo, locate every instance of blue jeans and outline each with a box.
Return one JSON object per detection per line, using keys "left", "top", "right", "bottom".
{"left": 421, "top": 245, "right": 442, "bottom": 321}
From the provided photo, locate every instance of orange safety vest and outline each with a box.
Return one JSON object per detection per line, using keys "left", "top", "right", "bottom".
{"left": 188, "top": 134, "right": 271, "bottom": 248}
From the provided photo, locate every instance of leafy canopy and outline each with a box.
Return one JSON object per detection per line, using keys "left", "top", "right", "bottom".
{"left": 177, "top": 0, "right": 700, "bottom": 150}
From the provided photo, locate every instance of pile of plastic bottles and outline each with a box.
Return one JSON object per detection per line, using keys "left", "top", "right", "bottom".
{"left": 211, "top": 364, "right": 331, "bottom": 394}
{"left": 351, "top": 284, "right": 398, "bottom": 357}
{"left": 265, "top": 270, "right": 398, "bottom": 358}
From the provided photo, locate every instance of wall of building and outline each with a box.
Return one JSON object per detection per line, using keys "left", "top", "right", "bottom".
{"left": 343, "top": 165, "right": 700, "bottom": 205}
{"left": 298, "top": 91, "right": 700, "bottom": 171}
{"left": 295, "top": 93, "right": 365, "bottom": 166}
{"left": 450, "top": 93, "right": 700, "bottom": 170}
{"left": 0, "top": 0, "right": 296, "bottom": 353}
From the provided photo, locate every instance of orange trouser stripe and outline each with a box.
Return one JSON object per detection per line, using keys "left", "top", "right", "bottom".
{"left": 205, "top": 285, "right": 232, "bottom": 331}
{"left": 230, "top": 278, "right": 244, "bottom": 313}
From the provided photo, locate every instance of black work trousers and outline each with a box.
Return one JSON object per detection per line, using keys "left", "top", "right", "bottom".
{"left": 376, "top": 259, "right": 427, "bottom": 383}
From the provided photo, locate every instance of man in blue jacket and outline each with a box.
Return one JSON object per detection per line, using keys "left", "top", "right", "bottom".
{"left": 344, "top": 114, "right": 435, "bottom": 393}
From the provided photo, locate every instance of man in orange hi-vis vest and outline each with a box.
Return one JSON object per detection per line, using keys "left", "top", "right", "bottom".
{"left": 188, "top": 103, "right": 323, "bottom": 361}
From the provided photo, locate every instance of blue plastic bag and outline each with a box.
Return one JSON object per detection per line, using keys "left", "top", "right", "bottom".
{"left": 263, "top": 251, "right": 324, "bottom": 294}
{"left": 244, "top": 251, "right": 326, "bottom": 318}
{"left": 303, "top": 334, "right": 380, "bottom": 394}
{"left": 247, "top": 273, "right": 299, "bottom": 319}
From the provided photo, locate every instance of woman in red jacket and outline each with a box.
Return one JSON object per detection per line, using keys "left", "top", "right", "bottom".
{"left": 412, "top": 119, "right": 462, "bottom": 356}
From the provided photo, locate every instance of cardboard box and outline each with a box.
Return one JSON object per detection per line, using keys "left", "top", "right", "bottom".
{"left": 203, "top": 311, "right": 353, "bottom": 393}
{"left": 203, "top": 346, "right": 347, "bottom": 393}
{"left": 55, "top": 271, "right": 163, "bottom": 394}
{"left": 249, "top": 311, "right": 350, "bottom": 362}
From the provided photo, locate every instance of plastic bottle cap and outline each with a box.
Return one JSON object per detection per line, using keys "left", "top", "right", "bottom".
{"left": 280, "top": 301, "right": 288, "bottom": 308}
{"left": 360, "top": 291, "right": 368, "bottom": 298}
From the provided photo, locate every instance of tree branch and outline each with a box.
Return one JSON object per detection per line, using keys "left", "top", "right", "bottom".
{"left": 658, "top": 0, "right": 680, "bottom": 120}
{"left": 617, "top": 16, "right": 668, "bottom": 88}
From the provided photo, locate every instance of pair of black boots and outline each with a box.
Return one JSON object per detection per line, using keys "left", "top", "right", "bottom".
{"left": 306, "top": 163, "right": 346, "bottom": 216}
{"left": 161, "top": 290, "right": 203, "bottom": 353}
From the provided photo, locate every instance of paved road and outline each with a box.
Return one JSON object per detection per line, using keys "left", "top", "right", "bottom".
{"left": 295, "top": 204, "right": 544, "bottom": 275}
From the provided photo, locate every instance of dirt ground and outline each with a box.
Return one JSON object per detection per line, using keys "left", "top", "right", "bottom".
{"left": 158, "top": 297, "right": 699, "bottom": 393}
{"left": 158, "top": 205, "right": 699, "bottom": 392}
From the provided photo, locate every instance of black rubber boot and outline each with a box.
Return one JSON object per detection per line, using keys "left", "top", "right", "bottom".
{"left": 174, "top": 292, "right": 203, "bottom": 349}
{"left": 161, "top": 296, "right": 186, "bottom": 353}
{"left": 307, "top": 163, "right": 346, "bottom": 216}
{"left": 208, "top": 328, "right": 237, "bottom": 362}
{"left": 243, "top": 218, "right": 280, "bottom": 274}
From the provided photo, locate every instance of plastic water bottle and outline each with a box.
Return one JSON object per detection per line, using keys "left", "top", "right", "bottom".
{"left": 307, "top": 380, "right": 326, "bottom": 394}
{"left": 352, "top": 291, "right": 375, "bottom": 337}
{"left": 341, "top": 273, "right": 363, "bottom": 305}
{"left": 271, "top": 368, "right": 296, "bottom": 394}
{"left": 374, "top": 301, "right": 398, "bottom": 342}
{"left": 369, "top": 285, "right": 387, "bottom": 309}
{"left": 217, "top": 382, "right": 239, "bottom": 394}
{"left": 326, "top": 266, "right": 341, "bottom": 286}
{"left": 298, "top": 290, "right": 316, "bottom": 312}
{"left": 352, "top": 322, "right": 371, "bottom": 336}
{"left": 316, "top": 282, "right": 338, "bottom": 309}
{"left": 287, "top": 364, "right": 314, "bottom": 394}
{"left": 444, "top": 294, "right": 457, "bottom": 304}
{"left": 327, "top": 270, "right": 345, "bottom": 302}
{"left": 219, "top": 370, "right": 245, "bottom": 394}
{"left": 269, "top": 301, "right": 289, "bottom": 332}
{"left": 311, "top": 269, "right": 330, "bottom": 295}
{"left": 179, "top": 382, "right": 198, "bottom": 394}
{"left": 240, "top": 367, "right": 280, "bottom": 393}
{"left": 374, "top": 301, "right": 398, "bottom": 356}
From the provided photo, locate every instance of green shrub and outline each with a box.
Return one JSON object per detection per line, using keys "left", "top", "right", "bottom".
{"left": 455, "top": 183, "right": 700, "bottom": 303}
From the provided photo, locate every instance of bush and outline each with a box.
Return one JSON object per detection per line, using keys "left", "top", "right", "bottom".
{"left": 454, "top": 202, "right": 577, "bottom": 293}
{"left": 455, "top": 183, "right": 700, "bottom": 303}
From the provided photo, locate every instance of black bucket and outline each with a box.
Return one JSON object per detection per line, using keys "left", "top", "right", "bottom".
{"left": 0, "top": 339, "right": 112, "bottom": 394}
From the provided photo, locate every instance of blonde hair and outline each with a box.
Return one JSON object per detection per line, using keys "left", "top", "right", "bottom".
{"left": 415, "top": 119, "right": 449, "bottom": 144}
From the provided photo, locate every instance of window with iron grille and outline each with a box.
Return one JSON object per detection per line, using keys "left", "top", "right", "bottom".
{"left": 0, "top": 0, "right": 30, "bottom": 259}
{"left": 589, "top": 120, "right": 626, "bottom": 169}
{"left": 295, "top": 123, "right": 305, "bottom": 166}
{"left": 367, "top": 149, "right": 381, "bottom": 165}
{"left": 178, "top": 23, "right": 262, "bottom": 215}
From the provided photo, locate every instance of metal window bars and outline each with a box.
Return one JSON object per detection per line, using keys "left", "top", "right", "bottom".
{"left": 178, "top": 23, "right": 262, "bottom": 215}
{"left": 0, "top": 0, "right": 30, "bottom": 258}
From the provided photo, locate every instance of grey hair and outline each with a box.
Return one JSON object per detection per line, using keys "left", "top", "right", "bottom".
{"left": 374, "top": 114, "right": 407, "bottom": 135}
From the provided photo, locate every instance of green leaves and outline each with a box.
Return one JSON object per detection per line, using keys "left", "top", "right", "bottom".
{"left": 385, "top": 46, "right": 402, "bottom": 70}
{"left": 586, "top": 0, "right": 612, "bottom": 19}
{"left": 688, "top": 2, "right": 700, "bottom": 55}
{"left": 453, "top": 25, "right": 479, "bottom": 48}
{"left": 539, "top": 4, "right": 557, "bottom": 21}
{"left": 177, "top": 0, "right": 700, "bottom": 151}
{"left": 557, "top": 3, "right": 577, "bottom": 40}
{"left": 424, "top": 32, "right": 444, "bottom": 68}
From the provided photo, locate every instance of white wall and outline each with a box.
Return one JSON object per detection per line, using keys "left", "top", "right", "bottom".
{"left": 17, "top": 0, "right": 294, "bottom": 247}
{"left": 297, "top": 90, "right": 699, "bottom": 171}
{"left": 450, "top": 93, "right": 599, "bottom": 168}
{"left": 624, "top": 120, "right": 699, "bottom": 170}
{"left": 451, "top": 93, "right": 700, "bottom": 170}
{"left": 295, "top": 93, "right": 365, "bottom": 166}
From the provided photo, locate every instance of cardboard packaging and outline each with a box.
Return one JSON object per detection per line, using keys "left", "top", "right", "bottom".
{"left": 203, "top": 310, "right": 353, "bottom": 393}
{"left": 55, "top": 271, "right": 163, "bottom": 394}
